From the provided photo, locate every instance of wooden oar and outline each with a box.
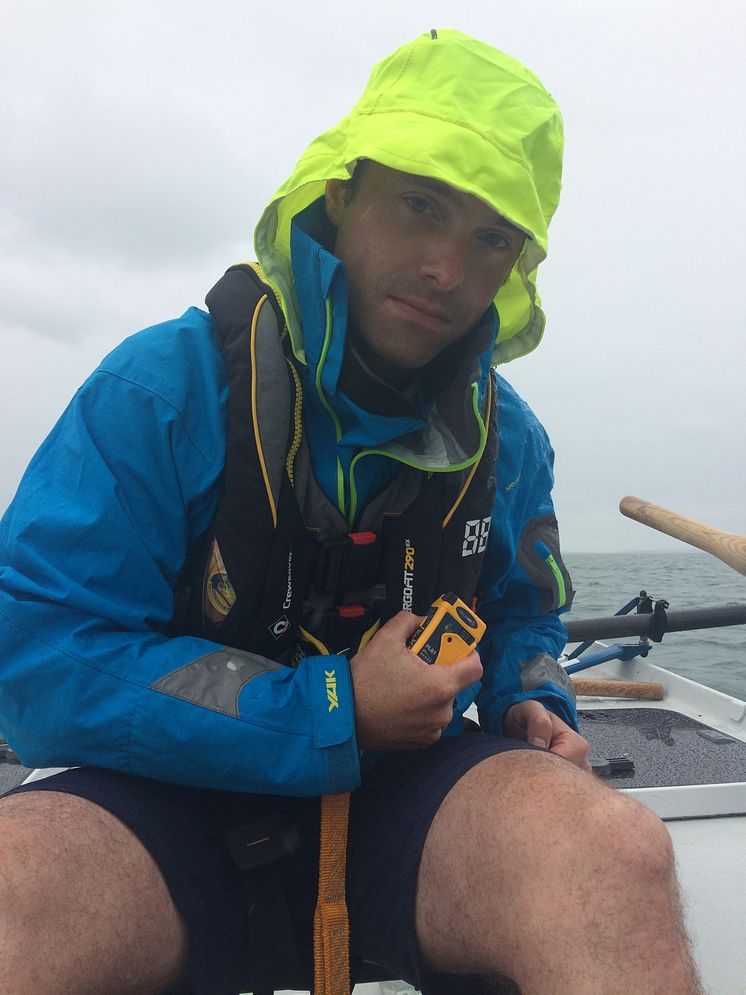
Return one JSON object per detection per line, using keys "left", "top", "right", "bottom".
{"left": 571, "top": 678, "right": 664, "bottom": 700}
{"left": 620, "top": 496, "right": 746, "bottom": 576}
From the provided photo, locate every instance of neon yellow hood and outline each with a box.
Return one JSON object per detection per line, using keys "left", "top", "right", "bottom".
{"left": 255, "top": 28, "right": 563, "bottom": 366}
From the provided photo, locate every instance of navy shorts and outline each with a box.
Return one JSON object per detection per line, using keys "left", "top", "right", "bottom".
{"left": 8, "top": 733, "right": 533, "bottom": 994}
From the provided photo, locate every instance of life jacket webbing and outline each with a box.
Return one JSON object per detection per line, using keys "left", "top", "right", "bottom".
{"left": 314, "top": 791, "right": 351, "bottom": 995}
{"left": 250, "top": 293, "right": 279, "bottom": 528}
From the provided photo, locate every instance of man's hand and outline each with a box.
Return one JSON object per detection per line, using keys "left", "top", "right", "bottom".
{"left": 350, "top": 611, "right": 483, "bottom": 752}
{"left": 503, "top": 700, "right": 591, "bottom": 771}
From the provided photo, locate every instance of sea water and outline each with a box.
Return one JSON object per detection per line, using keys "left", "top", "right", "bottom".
{"left": 564, "top": 551, "right": 746, "bottom": 700}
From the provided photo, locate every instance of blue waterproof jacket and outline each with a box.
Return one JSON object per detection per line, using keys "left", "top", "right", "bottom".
{"left": 0, "top": 296, "right": 577, "bottom": 796}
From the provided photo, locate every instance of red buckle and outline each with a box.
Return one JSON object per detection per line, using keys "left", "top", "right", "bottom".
{"left": 348, "top": 531, "right": 377, "bottom": 546}
{"left": 336, "top": 604, "right": 366, "bottom": 618}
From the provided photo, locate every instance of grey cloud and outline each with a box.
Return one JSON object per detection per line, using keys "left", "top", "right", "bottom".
{"left": 1, "top": 0, "right": 745, "bottom": 549}
{"left": 1, "top": 85, "right": 256, "bottom": 264}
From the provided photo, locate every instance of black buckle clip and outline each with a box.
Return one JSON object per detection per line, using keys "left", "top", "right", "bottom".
{"left": 314, "top": 531, "right": 379, "bottom": 597}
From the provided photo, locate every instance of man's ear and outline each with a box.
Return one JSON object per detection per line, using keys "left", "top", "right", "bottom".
{"left": 325, "top": 179, "right": 350, "bottom": 227}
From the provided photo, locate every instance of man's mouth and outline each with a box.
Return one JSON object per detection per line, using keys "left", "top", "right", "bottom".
{"left": 388, "top": 296, "right": 452, "bottom": 326}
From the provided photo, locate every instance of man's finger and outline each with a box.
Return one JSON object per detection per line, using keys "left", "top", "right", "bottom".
{"left": 526, "top": 708, "right": 553, "bottom": 749}
{"left": 548, "top": 729, "right": 592, "bottom": 769}
{"left": 385, "top": 610, "right": 426, "bottom": 640}
{"left": 432, "top": 649, "right": 483, "bottom": 688}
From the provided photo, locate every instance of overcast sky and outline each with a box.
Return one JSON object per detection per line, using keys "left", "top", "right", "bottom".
{"left": 2, "top": 0, "right": 744, "bottom": 554}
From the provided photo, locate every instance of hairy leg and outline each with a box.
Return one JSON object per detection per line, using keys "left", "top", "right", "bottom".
{"left": 415, "top": 750, "right": 703, "bottom": 995}
{"left": 0, "top": 790, "right": 189, "bottom": 995}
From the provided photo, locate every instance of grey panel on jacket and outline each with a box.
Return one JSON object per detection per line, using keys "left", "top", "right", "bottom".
{"left": 516, "top": 514, "right": 574, "bottom": 612}
{"left": 520, "top": 652, "right": 576, "bottom": 703}
{"left": 152, "top": 649, "right": 284, "bottom": 717}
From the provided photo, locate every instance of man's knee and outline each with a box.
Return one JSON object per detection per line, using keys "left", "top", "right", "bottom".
{"left": 423, "top": 748, "right": 673, "bottom": 880}
{"left": 590, "top": 788, "right": 675, "bottom": 882}
{"left": 500, "top": 752, "right": 676, "bottom": 891}
{"left": 506, "top": 751, "right": 674, "bottom": 872}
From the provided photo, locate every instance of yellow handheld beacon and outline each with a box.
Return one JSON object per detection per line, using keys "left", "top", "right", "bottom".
{"left": 407, "top": 592, "right": 486, "bottom": 665}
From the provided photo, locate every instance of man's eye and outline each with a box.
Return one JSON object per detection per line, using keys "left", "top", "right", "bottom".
{"left": 483, "top": 232, "right": 510, "bottom": 250}
{"left": 404, "top": 195, "right": 431, "bottom": 214}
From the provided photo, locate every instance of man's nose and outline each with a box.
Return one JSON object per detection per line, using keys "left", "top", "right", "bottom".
{"left": 419, "top": 236, "right": 466, "bottom": 292}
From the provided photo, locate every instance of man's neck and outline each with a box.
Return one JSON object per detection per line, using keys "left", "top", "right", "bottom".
{"left": 338, "top": 338, "right": 419, "bottom": 417}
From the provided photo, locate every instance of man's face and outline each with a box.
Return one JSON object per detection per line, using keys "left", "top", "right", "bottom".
{"left": 325, "top": 162, "right": 525, "bottom": 383}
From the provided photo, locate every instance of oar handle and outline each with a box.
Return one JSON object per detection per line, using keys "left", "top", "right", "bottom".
{"left": 619, "top": 496, "right": 746, "bottom": 577}
{"left": 571, "top": 678, "right": 664, "bottom": 700}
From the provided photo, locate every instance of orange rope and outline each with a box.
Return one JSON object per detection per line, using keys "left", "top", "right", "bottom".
{"left": 314, "top": 791, "right": 351, "bottom": 995}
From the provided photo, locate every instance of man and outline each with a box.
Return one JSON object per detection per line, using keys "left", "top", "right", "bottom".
{"left": 0, "top": 29, "right": 702, "bottom": 995}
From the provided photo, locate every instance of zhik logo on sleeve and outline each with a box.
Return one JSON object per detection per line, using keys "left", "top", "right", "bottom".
{"left": 325, "top": 670, "right": 339, "bottom": 711}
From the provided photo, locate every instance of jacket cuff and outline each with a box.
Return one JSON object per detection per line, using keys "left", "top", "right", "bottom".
{"left": 496, "top": 686, "right": 579, "bottom": 735}
{"left": 307, "top": 653, "right": 361, "bottom": 792}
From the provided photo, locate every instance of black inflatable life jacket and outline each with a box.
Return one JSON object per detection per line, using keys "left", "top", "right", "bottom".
{"left": 170, "top": 265, "right": 499, "bottom": 661}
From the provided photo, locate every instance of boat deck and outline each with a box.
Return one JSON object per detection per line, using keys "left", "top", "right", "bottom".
{"left": 579, "top": 706, "right": 746, "bottom": 788}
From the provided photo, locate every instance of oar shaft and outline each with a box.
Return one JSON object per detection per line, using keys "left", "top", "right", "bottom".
{"left": 565, "top": 602, "right": 746, "bottom": 643}
{"left": 620, "top": 496, "right": 746, "bottom": 576}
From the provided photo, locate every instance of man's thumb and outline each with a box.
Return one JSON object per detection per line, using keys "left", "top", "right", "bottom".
{"left": 528, "top": 710, "right": 552, "bottom": 749}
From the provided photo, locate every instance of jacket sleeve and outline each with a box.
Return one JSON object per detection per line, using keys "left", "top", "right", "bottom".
{"left": 0, "top": 351, "right": 360, "bottom": 796}
{"left": 474, "top": 383, "right": 578, "bottom": 734}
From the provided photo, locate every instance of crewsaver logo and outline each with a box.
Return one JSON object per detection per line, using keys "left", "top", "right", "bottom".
{"left": 402, "top": 540, "right": 415, "bottom": 611}
{"left": 282, "top": 550, "right": 293, "bottom": 610}
{"left": 269, "top": 615, "right": 290, "bottom": 639}
{"left": 325, "top": 670, "right": 339, "bottom": 711}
